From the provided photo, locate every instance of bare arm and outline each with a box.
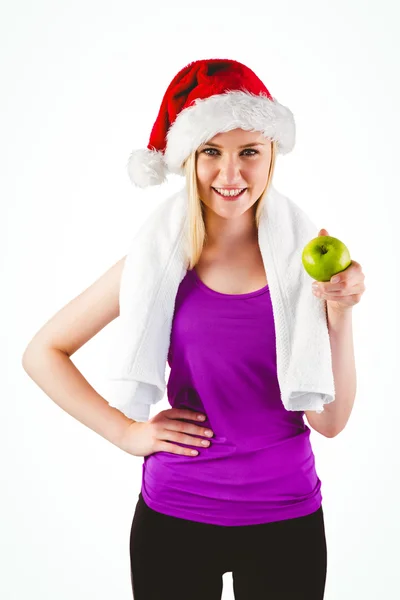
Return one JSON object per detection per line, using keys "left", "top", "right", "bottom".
{"left": 22, "top": 255, "right": 135, "bottom": 452}
{"left": 305, "top": 306, "right": 356, "bottom": 438}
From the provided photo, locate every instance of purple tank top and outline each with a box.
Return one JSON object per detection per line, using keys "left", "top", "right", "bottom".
{"left": 141, "top": 267, "right": 322, "bottom": 525}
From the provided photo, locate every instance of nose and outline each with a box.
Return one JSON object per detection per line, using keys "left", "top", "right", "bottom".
{"left": 218, "top": 154, "right": 243, "bottom": 182}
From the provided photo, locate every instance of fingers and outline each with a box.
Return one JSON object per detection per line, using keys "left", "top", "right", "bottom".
{"left": 162, "top": 429, "right": 212, "bottom": 448}
{"left": 156, "top": 409, "right": 213, "bottom": 456}
{"left": 313, "top": 278, "right": 365, "bottom": 297}
{"left": 157, "top": 441, "right": 200, "bottom": 456}
{"left": 166, "top": 408, "right": 206, "bottom": 422}
{"left": 161, "top": 409, "right": 213, "bottom": 439}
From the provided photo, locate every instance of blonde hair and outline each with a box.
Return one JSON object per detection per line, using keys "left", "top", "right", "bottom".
{"left": 182, "top": 139, "right": 277, "bottom": 270}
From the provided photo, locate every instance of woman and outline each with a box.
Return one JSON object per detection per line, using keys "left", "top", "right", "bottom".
{"left": 22, "top": 58, "right": 365, "bottom": 599}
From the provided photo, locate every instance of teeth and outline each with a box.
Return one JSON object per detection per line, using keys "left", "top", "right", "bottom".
{"left": 214, "top": 188, "right": 245, "bottom": 197}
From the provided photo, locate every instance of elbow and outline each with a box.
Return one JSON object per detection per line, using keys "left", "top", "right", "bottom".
{"left": 325, "top": 428, "right": 340, "bottom": 438}
{"left": 22, "top": 343, "right": 44, "bottom": 372}
{"left": 22, "top": 347, "right": 33, "bottom": 372}
{"left": 326, "top": 422, "right": 347, "bottom": 438}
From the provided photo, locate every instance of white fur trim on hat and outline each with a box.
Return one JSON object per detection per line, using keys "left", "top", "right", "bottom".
{"left": 127, "top": 90, "right": 295, "bottom": 187}
{"left": 127, "top": 148, "right": 168, "bottom": 189}
{"left": 164, "top": 90, "right": 295, "bottom": 176}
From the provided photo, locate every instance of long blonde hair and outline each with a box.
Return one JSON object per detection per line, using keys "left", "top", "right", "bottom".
{"left": 182, "top": 139, "right": 277, "bottom": 270}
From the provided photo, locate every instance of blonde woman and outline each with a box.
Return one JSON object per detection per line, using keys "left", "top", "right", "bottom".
{"left": 23, "top": 58, "right": 365, "bottom": 599}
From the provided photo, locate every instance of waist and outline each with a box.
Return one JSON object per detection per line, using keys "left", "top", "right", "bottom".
{"left": 141, "top": 430, "right": 322, "bottom": 525}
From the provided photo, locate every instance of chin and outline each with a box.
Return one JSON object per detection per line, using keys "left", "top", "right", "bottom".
{"left": 212, "top": 201, "right": 254, "bottom": 218}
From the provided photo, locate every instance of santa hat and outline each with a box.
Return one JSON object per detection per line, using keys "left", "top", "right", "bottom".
{"left": 127, "top": 58, "right": 296, "bottom": 188}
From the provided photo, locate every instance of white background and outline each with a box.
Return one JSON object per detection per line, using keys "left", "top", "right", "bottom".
{"left": 2, "top": 1, "right": 399, "bottom": 598}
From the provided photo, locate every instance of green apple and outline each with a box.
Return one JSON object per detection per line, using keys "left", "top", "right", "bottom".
{"left": 302, "top": 235, "right": 352, "bottom": 282}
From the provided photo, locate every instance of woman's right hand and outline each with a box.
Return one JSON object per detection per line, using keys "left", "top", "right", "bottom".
{"left": 119, "top": 408, "right": 214, "bottom": 458}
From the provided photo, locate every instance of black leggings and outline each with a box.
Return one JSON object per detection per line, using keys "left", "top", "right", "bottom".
{"left": 129, "top": 492, "right": 327, "bottom": 599}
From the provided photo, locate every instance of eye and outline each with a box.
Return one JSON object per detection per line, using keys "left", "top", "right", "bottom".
{"left": 202, "top": 148, "right": 218, "bottom": 156}
{"left": 202, "top": 148, "right": 259, "bottom": 156}
{"left": 241, "top": 149, "right": 259, "bottom": 156}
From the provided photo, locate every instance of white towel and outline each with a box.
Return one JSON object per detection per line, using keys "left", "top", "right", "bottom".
{"left": 104, "top": 183, "right": 335, "bottom": 422}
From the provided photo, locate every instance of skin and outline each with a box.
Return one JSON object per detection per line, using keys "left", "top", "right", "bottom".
{"left": 195, "top": 128, "right": 272, "bottom": 253}
{"left": 194, "top": 129, "right": 367, "bottom": 441}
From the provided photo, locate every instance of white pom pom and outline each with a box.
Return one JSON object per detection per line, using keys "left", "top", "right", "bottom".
{"left": 127, "top": 148, "right": 168, "bottom": 188}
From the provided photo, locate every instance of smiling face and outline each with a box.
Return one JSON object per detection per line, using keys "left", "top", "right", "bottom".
{"left": 195, "top": 128, "right": 273, "bottom": 220}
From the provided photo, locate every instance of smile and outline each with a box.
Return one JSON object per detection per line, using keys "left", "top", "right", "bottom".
{"left": 212, "top": 188, "right": 247, "bottom": 200}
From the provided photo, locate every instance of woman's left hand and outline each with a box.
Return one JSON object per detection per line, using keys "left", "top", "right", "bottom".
{"left": 311, "top": 229, "right": 366, "bottom": 313}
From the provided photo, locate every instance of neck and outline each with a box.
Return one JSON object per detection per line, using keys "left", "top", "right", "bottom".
{"left": 202, "top": 204, "right": 259, "bottom": 253}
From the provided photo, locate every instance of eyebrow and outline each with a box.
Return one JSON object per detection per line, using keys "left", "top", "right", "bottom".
{"left": 201, "top": 142, "right": 266, "bottom": 149}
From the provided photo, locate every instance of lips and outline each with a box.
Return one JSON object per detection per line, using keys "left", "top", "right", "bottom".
{"left": 212, "top": 188, "right": 247, "bottom": 200}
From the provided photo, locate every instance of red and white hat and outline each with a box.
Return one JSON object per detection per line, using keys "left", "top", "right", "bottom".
{"left": 127, "top": 58, "right": 295, "bottom": 188}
